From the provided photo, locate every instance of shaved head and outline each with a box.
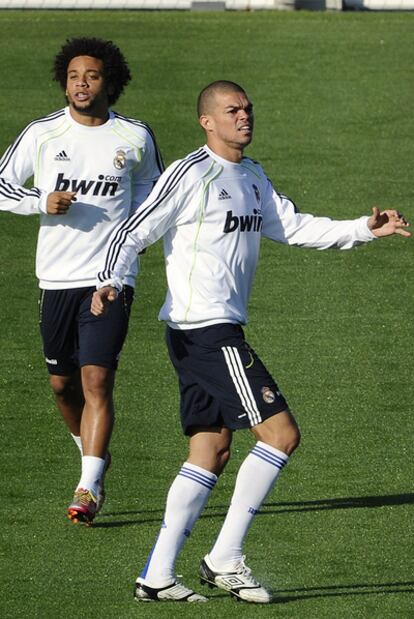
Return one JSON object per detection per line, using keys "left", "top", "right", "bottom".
{"left": 197, "top": 80, "right": 247, "bottom": 117}
{"left": 197, "top": 81, "right": 254, "bottom": 162}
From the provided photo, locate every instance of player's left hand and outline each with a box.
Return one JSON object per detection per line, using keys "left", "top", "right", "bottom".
{"left": 368, "top": 207, "right": 411, "bottom": 238}
{"left": 91, "top": 286, "right": 118, "bottom": 316}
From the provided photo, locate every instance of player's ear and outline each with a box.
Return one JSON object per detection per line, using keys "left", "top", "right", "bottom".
{"left": 199, "top": 114, "right": 213, "bottom": 133}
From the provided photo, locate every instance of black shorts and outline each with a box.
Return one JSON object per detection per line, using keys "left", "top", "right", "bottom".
{"left": 39, "top": 286, "right": 134, "bottom": 375}
{"left": 166, "top": 323, "right": 288, "bottom": 435}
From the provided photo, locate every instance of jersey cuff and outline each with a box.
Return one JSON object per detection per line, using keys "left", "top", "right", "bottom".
{"left": 357, "top": 216, "right": 377, "bottom": 241}
{"left": 96, "top": 277, "right": 123, "bottom": 292}
{"left": 38, "top": 192, "right": 48, "bottom": 214}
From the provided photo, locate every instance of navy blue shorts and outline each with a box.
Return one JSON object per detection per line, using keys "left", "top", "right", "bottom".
{"left": 39, "top": 286, "right": 134, "bottom": 375}
{"left": 166, "top": 323, "right": 288, "bottom": 435}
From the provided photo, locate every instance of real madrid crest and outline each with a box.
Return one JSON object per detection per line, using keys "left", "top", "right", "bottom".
{"left": 261, "top": 386, "right": 275, "bottom": 404}
{"left": 113, "top": 150, "right": 126, "bottom": 170}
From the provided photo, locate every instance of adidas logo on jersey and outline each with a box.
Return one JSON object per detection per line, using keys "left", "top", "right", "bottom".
{"left": 223, "top": 209, "right": 263, "bottom": 233}
{"left": 218, "top": 188, "right": 231, "bottom": 200}
{"left": 54, "top": 172, "right": 120, "bottom": 196}
{"left": 54, "top": 150, "right": 70, "bottom": 161}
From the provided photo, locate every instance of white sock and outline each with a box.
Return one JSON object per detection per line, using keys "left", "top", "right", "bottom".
{"left": 76, "top": 456, "right": 106, "bottom": 498}
{"left": 139, "top": 462, "right": 217, "bottom": 588}
{"left": 208, "top": 441, "right": 288, "bottom": 571}
{"left": 71, "top": 433, "right": 83, "bottom": 455}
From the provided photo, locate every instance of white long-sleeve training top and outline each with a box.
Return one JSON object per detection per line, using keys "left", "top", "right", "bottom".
{"left": 0, "top": 107, "right": 164, "bottom": 289}
{"left": 98, "top": 145, "right": 376, "bottom": 328}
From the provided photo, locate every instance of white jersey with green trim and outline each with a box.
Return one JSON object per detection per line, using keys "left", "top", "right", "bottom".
{"left": 0, "top": 107, "right": 164, "bottom": 289}
{"left": 98, "top": 145, "right": 375, "bottom": 329}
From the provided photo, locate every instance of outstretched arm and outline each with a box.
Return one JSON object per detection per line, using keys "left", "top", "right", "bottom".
{"left": 367, "top": 207, "right": 411, "bottom": 238}
{"left": 261, "top": 179, "right": 411, "bottom": 249}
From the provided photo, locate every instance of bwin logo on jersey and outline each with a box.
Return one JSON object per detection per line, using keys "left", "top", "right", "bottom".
{"left": 54, "top": 173, "right": 120, "bottom": 196}
{"left": 223, "top": 209, "right": 263, "bottom": 233}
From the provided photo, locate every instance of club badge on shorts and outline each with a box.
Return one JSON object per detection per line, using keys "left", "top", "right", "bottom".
{"left": 261, "top": 386, "right": 275, "bottom": 404}
{"left": 113, "top": 150, "right": 126, "bottom": 170}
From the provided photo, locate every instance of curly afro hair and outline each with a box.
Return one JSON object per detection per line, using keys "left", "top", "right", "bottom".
{"left": 53, "top": 37, "right": 131, "bottom": 106}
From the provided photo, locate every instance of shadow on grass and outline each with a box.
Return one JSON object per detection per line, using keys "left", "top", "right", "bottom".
{"left": 273, "top": 580, "right": 414, "bottom": 604}
{"left": 205, "top": 580, "right": 414, "bottom": 604}
{"left": 93, "top": 492, "right": 414, "bottom": 528}
{"left": 261, "top": 492, "right": 414, "bottom": 515}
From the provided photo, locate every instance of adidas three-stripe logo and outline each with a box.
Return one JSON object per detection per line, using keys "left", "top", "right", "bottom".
{"left": 54, "top": 150, "right": 70, "bottom": 161}
{"left": 218, "top": 188, "right": 231, "bottom": 200}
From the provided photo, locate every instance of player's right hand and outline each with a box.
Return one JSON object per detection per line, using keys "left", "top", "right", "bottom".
{"left": 91, "top": 287, "right": 118, "bottom": 316}
{"left": 46, "top": 191, "right": 77, "bottom": 215}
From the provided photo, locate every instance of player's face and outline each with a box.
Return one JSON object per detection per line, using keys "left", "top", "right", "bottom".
{"left": 65, "top": 56, "right": 109, "bottom": 117}
{"left": 201, "top": 90, "right": 254, "bottom": 159}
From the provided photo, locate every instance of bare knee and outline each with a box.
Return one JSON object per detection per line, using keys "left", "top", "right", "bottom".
{"left": 188, "top": 427, "right": 232, "bottom": 476}
{"left": 209, "top": 444, "right": 232, "bottom": 476}
{"left": 280, "top": 423, "right": 301, "bottom": 455}
{"left": 252, "top": 409, "right": 301, "bottom": 456}
{"left": 49, "top": 373, "right": 80, "bottom": 400}
{"left": 188, "top": 443, "right": 231, "bottom": 476}
{"left": 215, "top": 445, "right": 231, "bottom": 475}
{"left": 81, "top": 365, "right": 114, "bottom": 400}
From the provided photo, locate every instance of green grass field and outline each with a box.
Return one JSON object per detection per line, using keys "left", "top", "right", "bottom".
{"left": 0, "top": 8, "right": 413, "bottom": 618}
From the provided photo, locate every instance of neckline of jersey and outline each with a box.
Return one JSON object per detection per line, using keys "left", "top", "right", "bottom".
{"left": 203, "top": 144, "right": 248, "bottom": 168}
{"left": 65, "top": 106, "right": 114, "bottom": 131}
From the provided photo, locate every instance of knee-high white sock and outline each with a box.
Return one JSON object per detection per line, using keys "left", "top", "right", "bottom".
{"left": 139, "top": 462, "right": 217, "bottom": 588}
{"left": 76, "top": 456, "right": 105, "bottom": 497}
{"left": 208, "top": 441, "right": 288, "bottom": 571}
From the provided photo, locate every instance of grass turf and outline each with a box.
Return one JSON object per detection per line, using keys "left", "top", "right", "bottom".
{"left": 0, "top": 8, "right": 413, "bottom": 618}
